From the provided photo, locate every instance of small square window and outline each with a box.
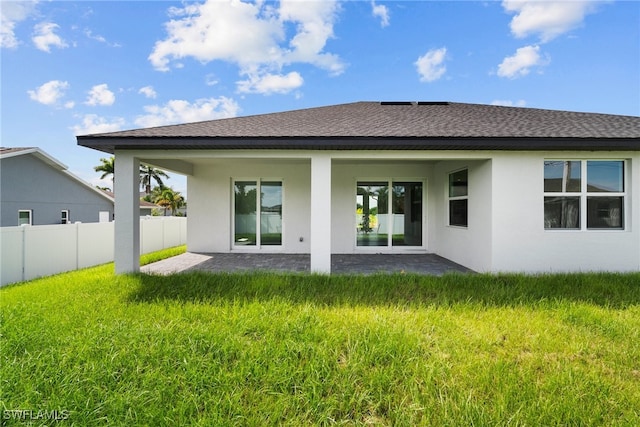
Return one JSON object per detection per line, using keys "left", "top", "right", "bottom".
{"left": 449, "top": 169, "right": 468, "bottom": 197}
{"left": 544, "top": 197, "right": 580, "bottom": 229}
{"left": 544, "top": 161, "right": 581, "bottom": 192}
{"left": 587, "top": 197, "right": 623, "bottom": 229}
{"left": 449, "top": 199, "right": 468, "bottom": 227}
{"left": 18, "top": 210, "right": 32, "bottom": 226}
{"left": 587, "top": 161, "right": 624, "bottom": 193}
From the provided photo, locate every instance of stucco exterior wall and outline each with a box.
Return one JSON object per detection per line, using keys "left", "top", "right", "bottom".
{"left": 184, "top": 150, "right": 638, "bottom": 273}
{"left": 490, "top": 151, "right": 639, "bottom": 273}
{"left": 187, "top": 158, "right": 311, "bottom": 253}
{"left": 0, "top": 154, "right": 113, "bottom": 226}
{"left": 430, "top": 159, "right": 493, "bottom": 272}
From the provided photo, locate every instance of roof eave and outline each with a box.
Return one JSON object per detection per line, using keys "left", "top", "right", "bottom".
{"left": 77, "top": 136, "right": 640, "bottom": 153}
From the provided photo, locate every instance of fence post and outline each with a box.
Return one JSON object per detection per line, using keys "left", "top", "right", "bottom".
{"left": 21, "top": 226, "right": 26, "bottom": 283}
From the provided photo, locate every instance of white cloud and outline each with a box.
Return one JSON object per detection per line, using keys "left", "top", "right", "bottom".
{"left": 84, "top": 29, "right": 106, "bottom": 43}
{"left": 415, "top": 47, "right": 447, "bottom": 82}
{"left": 134, "top": 96, "right": 240, "bottom": 128}
{"left": 205, "top": 73, "right": 219, "bottom": 86}
{"left": 237, "top": 71, "right": 303, "bottom": 95}
{"left": 27, "top": 80, "right": 72, "bottom": 106}
{"left": 371, "top": 1, "right": 390, "bottom": 27}
{"left": 71, "top": 114, "right": 125, "bottom": 135}
{"left": 32, "top": 22, "right": 68, "bottom": 52}
{"left": 139, "top": 86, "right": 157, "bottom": 99}
{"left": 497, "top": 45, "right": 548, "bottom": 79}
{"left": 502, "top": 0, "right": 604, "bottom": 42}
{"left": 1, "top": 0, "right": 38, "bottom": 49}
{"left": 85, "top": 84, "right": 115, "bottom": 106}
{"left": 491, "top": 99, "right": 527, "bottom": 107}
{"left": 83, "top": 28, "right": 121, "bottom": 47}
{"left": 149, "top": 0, "right": 344, "bottom": 93}
{"left": 279, "top": 0, "right": 343, "bottom": 73}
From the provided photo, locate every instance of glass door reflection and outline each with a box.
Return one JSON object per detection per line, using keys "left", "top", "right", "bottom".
{"left": 356, "top": 182, "right": 388, "bottom": 246}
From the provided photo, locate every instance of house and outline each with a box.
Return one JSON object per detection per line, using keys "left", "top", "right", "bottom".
{"left": 0, "top": 147, "right": 114, "bottom": 226}
{"left": 102, "top": 190, "right": 160, "bottom": 217}
{"left": 76, "top": 102, "right": 640, "bottom": 274}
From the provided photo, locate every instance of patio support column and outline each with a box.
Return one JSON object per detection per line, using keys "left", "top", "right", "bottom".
{"left": 310, "top": 154, "right": 332, "bottom": 273}
{"left": 114, "top": 151, "right": 140, "bottom": 274}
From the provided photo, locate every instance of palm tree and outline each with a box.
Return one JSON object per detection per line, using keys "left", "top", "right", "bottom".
{"left": 94, "top": 157, "right": 115, "bottom": 184}
{"left": 140, "top": 164, "right": 170, "bottom": 195}
{"left": 154, "top": 187, "right": 185, "bottom": 216}
{"left": 95, "top": 158, "right": 170, "bottom": 194}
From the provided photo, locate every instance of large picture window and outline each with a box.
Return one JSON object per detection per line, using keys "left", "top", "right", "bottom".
{"left": 544, "top": 160, "right": 625, "bottom": 230}
{"left": 356, "top": 180, "right": 423, "bottom": 247}
{"left": 234, "top": 180, "right": 282, "bottom": 247}
{"left": 448, "top": 169, "right": 468, "bottom": 227}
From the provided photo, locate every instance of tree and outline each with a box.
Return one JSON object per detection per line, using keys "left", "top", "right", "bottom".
{"left": 94, "top": 157, "right": 170, "bottom": 194}
{"left": 140, "top": 164, "right": 169, "bottom": 195}
{"left": 94, "top": 157, "right": 115, "bottom": 184}
{"left": 143, "top": 185, "right": 164, "bottom": 203}
{"left": 154, "top": 187, "right": 185, "bottom": 216}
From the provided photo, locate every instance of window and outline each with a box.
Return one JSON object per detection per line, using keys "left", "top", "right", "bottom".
{"left": 356, "top": 180, "right": 423, "bottom": 247}
{"left": 233, "top": 180, "right": 282, "bottom": 247}
{"left": 448, "top": 169, "right": 468, "bottom": 227}
{"left": 61, "top": 210, "right": 70, "bottom": 224}
{"left": 544, "top": 160, "right": 625, "bottom": 230}
{"left": 18, "top": 210, "right": 32, "bottom": 226}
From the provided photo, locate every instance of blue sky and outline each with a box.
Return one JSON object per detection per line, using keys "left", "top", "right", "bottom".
{"left": 2, "top": 0, "right": 639, "bottom": 194}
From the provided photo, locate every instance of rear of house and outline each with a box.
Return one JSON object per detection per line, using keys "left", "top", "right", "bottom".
{"left": 77, "top": 102, "right": 640, "bottom": 274}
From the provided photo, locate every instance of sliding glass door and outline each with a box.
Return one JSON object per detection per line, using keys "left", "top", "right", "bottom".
{"left": 356, "top": 180, "right": 423, "bottom": 248}
{"left": 234, "top": 180, "right": 282, "bottom": 247}
{"left": 392, "top": 182, "right": 423, "bottom": 246}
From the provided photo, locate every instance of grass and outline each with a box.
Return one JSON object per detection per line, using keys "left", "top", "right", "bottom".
{"left": 140, "top": 245, "right": 187, "bottom": 266}
{"left": 1, "top": 249, "right": 639, "bottom": 426}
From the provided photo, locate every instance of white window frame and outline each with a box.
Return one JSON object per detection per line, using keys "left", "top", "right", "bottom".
{"left": 18, "top": 209, "right": 32, "bottom": 226}
{"left": 61, "top": 209, "right": 70, "bottom": 224}
{"left": 231, "top": 178, "right": 284, "bottom": 251}
{"left": 354, "top": 177, "right": 427, "bottom": 251}
{"left": 447, "top": 168, "right": 468, "bottom": 228}
{"left": 544, "top": 159, "right": 627, "bottom": 231}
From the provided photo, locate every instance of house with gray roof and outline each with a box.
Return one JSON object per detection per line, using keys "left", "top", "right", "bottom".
{"left": 77, "top": 101, "right": 640, "bottom": 274}
{"left": 0, "top": 147, "right": 115, "bottom": 226}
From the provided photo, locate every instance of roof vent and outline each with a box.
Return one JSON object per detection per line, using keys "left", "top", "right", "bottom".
{"left": 379, "top": 101, "right": 450, "bottom": 106}
{"left": 380, "top": 101, "right": 414, "bottom": 106}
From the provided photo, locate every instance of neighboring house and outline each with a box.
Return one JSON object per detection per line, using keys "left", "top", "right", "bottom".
{"left": 102, "top": 190, "right": 159, "bottom": 217}
{"left": 140, "top": 200, "right": 159, "bottom": 216}
{"left": 0, "top": 147, "right": 114, "bottom": 226}
{"left": 77, "top": 102, "right": 640, "bottom": 274}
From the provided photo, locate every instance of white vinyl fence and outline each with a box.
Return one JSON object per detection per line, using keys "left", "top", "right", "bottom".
{"left": 0, "top": 217, "right": 186, "bottom": 287}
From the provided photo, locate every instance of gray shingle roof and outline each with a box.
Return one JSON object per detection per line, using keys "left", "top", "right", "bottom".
{"left": 0, "top": 147, "right": 37, "bottom": 155}
{"left": 77, "top": 102, "right": 640, "bottom": 153}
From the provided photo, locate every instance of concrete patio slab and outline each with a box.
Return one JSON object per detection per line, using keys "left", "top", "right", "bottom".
{"left": 142, "top": 253, "right": 473, "bottom": 276}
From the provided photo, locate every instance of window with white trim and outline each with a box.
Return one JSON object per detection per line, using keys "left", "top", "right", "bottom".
{"left": 448, "top": 169, "right": 468, "bottom": 227}
{"left": 18, "top": 210, "right": 32, "bottom": 226}
{"left": 61, "top": 210, "right": 70, "bottom": 224}
{"left": 233, "top": 180, "right": 283, "bottom": 247}
{"left": 544, "top": 160, "right": 625, "bottom": 230}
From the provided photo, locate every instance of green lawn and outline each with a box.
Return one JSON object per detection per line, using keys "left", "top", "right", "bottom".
{"left": 1, "top": 250, "right": 639, "bottom": 426}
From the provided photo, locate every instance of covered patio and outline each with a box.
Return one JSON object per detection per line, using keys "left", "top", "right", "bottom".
{"left": 142, "top": 253, "right": 473, "bottom": 276}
